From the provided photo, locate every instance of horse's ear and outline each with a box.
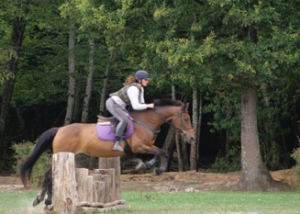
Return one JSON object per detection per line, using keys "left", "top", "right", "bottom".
{"left": 183, "top": 102, "right": 189, "bottom": 111}
{"left": 186, "top": 103, "right": 190, "bottom": 111}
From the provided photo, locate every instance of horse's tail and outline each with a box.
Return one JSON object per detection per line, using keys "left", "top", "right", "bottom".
{"left": 20, "top": 127, "right": 58, "bottom": 188}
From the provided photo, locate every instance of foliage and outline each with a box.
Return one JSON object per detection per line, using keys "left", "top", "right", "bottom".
{"left": 10, "top": 0, "right": 69, "bottom": 108}
{"left": 211, "top": 146, "right": 241, "bottom": 172}
{"left": 1, "top": 0, "right": 300, "bottom": 173}
{"left": 204, "top": 88, "right": 241, "bottom": 142}
{"left": 11, "top": 141, "right": 51, "bottom": 187}
{"left": 291, "top": 146, "right": 300, "bottom": 185}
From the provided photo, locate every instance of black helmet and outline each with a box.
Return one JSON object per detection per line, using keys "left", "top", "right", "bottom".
{"left": 134, "top": 70, "right": 150, "bottom": 80}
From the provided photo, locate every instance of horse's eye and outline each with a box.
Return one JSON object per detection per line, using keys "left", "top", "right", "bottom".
{"left": 183, "top": 116, "right": 189, "bottom": 121}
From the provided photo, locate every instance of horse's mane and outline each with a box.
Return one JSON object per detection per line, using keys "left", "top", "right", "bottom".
{"left": 153, "top": 99, "right": 182, "bottom": 106}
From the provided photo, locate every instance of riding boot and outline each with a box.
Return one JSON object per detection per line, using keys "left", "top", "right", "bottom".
{"left": 113, "top": 141, "right": 124, "bottom": 152}
{"left": 113, "top": 135, "right": 123, "bottom": 151}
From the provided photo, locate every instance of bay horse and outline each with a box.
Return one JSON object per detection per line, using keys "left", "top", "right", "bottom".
{"left": 20, "top": 99, "right": 195, "bottom": 209}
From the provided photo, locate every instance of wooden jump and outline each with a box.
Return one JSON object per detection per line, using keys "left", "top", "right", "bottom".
{"left": 52, "top": 152, "right": 127, "bottom": 213}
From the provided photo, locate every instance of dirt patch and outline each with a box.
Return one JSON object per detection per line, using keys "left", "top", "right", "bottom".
{"left": 0, "top": 169, "right": 299, "bottom": 192}
{"left": 120, "top": 169, "right": 299, "bottom": 192}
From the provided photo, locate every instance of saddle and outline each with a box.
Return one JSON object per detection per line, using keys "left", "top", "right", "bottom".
{"left": 96, "top": 115, "right": 134, "bottom": 141}
{"left": 97, "top": 115, "right": 119, "bottom": 133}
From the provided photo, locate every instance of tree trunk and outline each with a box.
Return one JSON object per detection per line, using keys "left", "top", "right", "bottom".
{"left": 225, "top": 108, "right": 231, "bottom": 157}
{"left": 64, "top": 21, "right": 76, "bottom": 125}
{"left": 162, "top": 127, "right": 176, "bottom": 170}
{"left": 190, "top": 88, "right": 198, "bottom": 170}
{"left": 0, "top": 14, "right": 26, "bottom": 160}
{"left": 196, "top": 92, "right": 203, "bottom": 163}
{"left": 99, "top": 67, "right": 109, "bottom": 114}
{"left": 181, "top": 135, "right": 189, "bottom": 171}
{"left": 162, "top": 85, "right": 177, "bottom": 170}
{"left": 236, "top": 78, "right": 277, "bottom": 190}
{"left": 81, "top": 39, "right": 95, "bottom": 122}
{"left": 99, "top": 52, "right": 113, "bottom": 113}
{"left": 175, "top": 132, "right": 183, "bottom": 171}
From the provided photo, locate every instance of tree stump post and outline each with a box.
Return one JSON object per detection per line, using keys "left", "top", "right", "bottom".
{"left": 52, "top": 152, "right": 80, "bottom": 214}
{"left": 98, "top": 157, "right": 121, "bottom": 200}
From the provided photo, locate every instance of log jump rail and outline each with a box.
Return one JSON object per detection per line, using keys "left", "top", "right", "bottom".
{"left": 52, "top": 152, "right": 127, "bottom": 213}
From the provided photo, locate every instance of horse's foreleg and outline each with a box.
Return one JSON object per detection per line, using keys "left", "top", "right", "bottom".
{"left": 33, "top": 169, "right": 52, "bottom": 206}
{"left": 154, "top": 152, "right": 168, "bottom": 175}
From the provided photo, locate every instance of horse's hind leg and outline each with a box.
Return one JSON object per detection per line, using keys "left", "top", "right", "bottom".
{"left": 45, "top": 170, "right": 53, "bottom": 206}
{"left": 135, "top": 155, "right": 158, "bottom": 171}
{"left": 44, "top": 178, "right": 53, "bottom": 211}
{"left": 33, "top": 168, "right": 51, "bottom": 206}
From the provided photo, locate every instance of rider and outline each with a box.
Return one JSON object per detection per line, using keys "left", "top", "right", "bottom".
{"left": 106, "top": 70, "right": 154, "bottom": 152}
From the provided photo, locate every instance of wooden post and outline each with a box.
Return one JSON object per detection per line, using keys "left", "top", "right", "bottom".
{"left": 52, "top": 152, "right": 80, "bottom": 214}
{"left": 86, "top": 175, "right": 94, "bottom": 203}
{"left": 75, "top": 168, "right": 88, "bottom": 202}
{"left": 94, "top": 169, "right": 115, "bottom": 202}
{"left": 99, "top": 157, "right": 121, "bottom": 200}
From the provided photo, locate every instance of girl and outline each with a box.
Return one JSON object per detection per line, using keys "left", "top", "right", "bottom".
{"left": 105, "top": 70, "right": 154, "bottom": 151}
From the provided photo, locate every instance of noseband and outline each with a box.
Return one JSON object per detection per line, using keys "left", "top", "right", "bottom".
{"left": 153, "top": 107, "right": 193, "bottom": 136}
{"left": 173, "top": 110, "right": 193, "bottom": 136}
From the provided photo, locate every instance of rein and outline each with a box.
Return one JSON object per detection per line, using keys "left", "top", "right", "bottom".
{"left": 132, "top": 106, "right": 192, "bottom": 136}
{"left": 131, "top": 118, "right": 160, "bottom": 134}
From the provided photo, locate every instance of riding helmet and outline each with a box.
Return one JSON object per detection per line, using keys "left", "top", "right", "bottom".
{"left": 134, "top": 70, "right": 150, "bottom": 80}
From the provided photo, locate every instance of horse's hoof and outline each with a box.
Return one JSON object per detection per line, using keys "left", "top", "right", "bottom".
{"left": 44, "top": 205, "right": 54, "bottom": 212}
{"left": 135, "top": 162, "right": 146, "bottom": 171}
{"left": 33, "top": 198, "right": 40, "bottom": 207}
{"left": 153, "top": 168, "right": 163, "bottom": 175}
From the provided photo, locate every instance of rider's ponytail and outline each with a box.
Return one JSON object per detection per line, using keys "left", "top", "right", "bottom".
{"left": 123, "top": 76, "right": 135, "bottom": 86}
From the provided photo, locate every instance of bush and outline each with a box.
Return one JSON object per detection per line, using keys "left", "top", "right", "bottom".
{"left": 291, "top": 147, "right": 300, "bottom": 183}
{"left": 12, "top": 141, "right": 52, "bottom": 187}
{"left": 211, "top": 146, "right": 241, "bottom": 172}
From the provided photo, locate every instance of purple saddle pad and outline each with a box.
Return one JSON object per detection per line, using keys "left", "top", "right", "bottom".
{"left": 96, "top": 120, "right": 134, "bottom": 141}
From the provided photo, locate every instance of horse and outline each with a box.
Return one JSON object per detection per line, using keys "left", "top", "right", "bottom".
{"left": 20, "top": 99, "right": 195, "bottom": 209}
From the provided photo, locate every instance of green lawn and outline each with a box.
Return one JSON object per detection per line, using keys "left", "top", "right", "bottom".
{"left": 0, "top": 190, "right": 299, "bottom": 214}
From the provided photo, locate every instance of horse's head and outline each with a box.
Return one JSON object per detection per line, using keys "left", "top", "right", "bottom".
{"left": 152, "top": 99, "right": 195, "bottom": 144}
{"left": 171, "top": 102, "right": 195, "bottom": 144}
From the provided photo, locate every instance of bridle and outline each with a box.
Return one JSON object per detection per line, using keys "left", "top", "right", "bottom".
{"left": 131, "top": 105, "right": 193, "bottom": 136}
{"left": 167, "top": 109, "right": 193, "bottom": 135}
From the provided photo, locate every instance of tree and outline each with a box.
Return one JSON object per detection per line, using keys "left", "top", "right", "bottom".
{"left": 206, "top": 0, "right": 298, "bottom": 190}
{"left": 81, "top": 39, "right": 95, "bottom": 122}
{"left": 0, "top": 0, "right": 27, "bottom": 161}
{"left": 128, "top": 0, "right": 295, "bottom": 190}
{"left": 237, "top": 77, "right": 274, "bottom": 190}
{"left": 64, "top": 20, "right": 76, "bottom": 125}
{"left": 190, "top": 88, "right": 202, "bottom": 170}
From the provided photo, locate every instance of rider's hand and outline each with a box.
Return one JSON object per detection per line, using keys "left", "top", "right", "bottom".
{"left": 147, "top": 103, "right": 154, "bottom": 108}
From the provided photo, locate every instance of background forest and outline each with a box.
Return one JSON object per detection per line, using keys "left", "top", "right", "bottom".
{"left": 0, "top": 0, "right": 300, "bottom": 190}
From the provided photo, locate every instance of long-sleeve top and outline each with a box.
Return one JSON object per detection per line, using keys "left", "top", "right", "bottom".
{"left": 111, "top": 85, "right": 148, "bottom": 110}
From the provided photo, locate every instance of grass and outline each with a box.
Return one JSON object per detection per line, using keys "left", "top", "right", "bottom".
{"left": 0, "top": 190, "right": 300, "bottom": 214}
